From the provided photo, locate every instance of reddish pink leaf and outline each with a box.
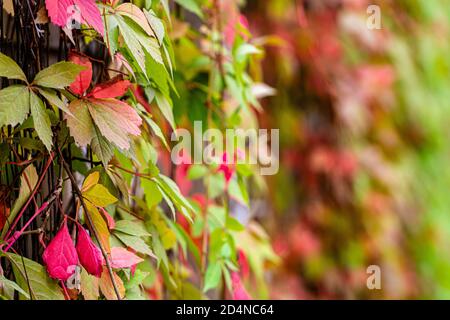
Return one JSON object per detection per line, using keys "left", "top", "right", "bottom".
{"left": 109, "top": 247, "right": 143, "bottom": 269}
{"left": 42, "top": 222, "right": 78, "bottom": 281}
{"left": 45, "top": 0, "right": 104, "bottom": 36}
{"left": 76, "top": 225, "right": 103, "bottom": 277}
{"left": 231, "top": 272, "right": 251, "bottom": 300}
{"left": 99, "top": 207, "right": 115, "bottom": 229}
{"left": 69, "top": 52, "right": 93, "bottom": 95}
{"left": 46, "top": 0, "right": 73, "bottom": 27}
{"left": 89, "top": 79, "right": 131, "bottom": 99}
{"left": 87, "top": 98, "right": 142, "bottom": 150}
{"left": 73, "top": 0, "right": 105, "bottom": 36}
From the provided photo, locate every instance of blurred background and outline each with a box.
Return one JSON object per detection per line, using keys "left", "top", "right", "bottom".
{"left": 242, "top": 0, "right": 450, "bottom": 299}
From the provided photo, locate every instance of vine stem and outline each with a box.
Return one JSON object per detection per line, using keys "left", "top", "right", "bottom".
{"left": 2, "top": 152, "right": 55, "bottom": 241}
{"left": 58, "top": 149, "right": 122, "bottom": 300}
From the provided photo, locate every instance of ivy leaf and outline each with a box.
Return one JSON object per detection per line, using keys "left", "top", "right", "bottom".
{"left": 45, "top": 0, "right": 104, "bottom": 35}
{"left": 154, "top": 92, "right": 176, "bottom": 131}
{"left": 91, "top": 125, "right": 115, "bottom": 166}
{"left": 115, "top": 15, "right": 147, "bottom": 75}
{"left": 114, "top": 220, "right": 150, "bottom": 237}
{"left": 82, "top": 171, "right": 100, "bottom": 193}
{"left": 83, "top": 184, "right": 118, "bottom": 207}
{"left": 89, "top": 79, "right": 131, "bottom": 99}
{"left": 0, "top": 85, "right": 30, "bottom": 127}
{"left": 0, "top": 52, "right": 28, "bottom": 82}
{"left": 80, "top": 268, "right": 100, "bottom": 300}
{"left": 85, "top": 202, "right": 111, "bottom": 254}
{"left": 66, "top": 100, "right": 95, "bottom": 147}
{"left": 37, "top": 88, "right": 73, "bottom": 117}
{"left": 6, "top": 253, "right": 65, "bottom": 300}
{"left": 77, "top": 225, "right": 103, "bottom": 278}
{"left": 99, "top": 267, "right": 125, "bottom": 300}
{"left": 33, "top": 61, "right": 85, "bottom": 89}
{"left": 68, "top": 52, "right": 93, "bottom": 95}
{"left": 73, "top": 0, "right": 104, "bottom": 35}
{"left": 42, "top": 221, "right": 79, "bottom": 281}
{"left": 115, "top": 3, "right": 155, "bottom": 38}
{"left": 203, "top": 262, "right": 222, "bottom": 293}
{"left": 45, "top": 0, "right": 73, "bottom": 27}
{"left": 0, "top": 275, "right": 30, "bottom": 299}
{"left": 87, "top": 98, "right": 142, "bottom": 150}
{"left": 114, "top": 232, "right": 155, "bottom": 257}
{"left": 1, "top": 165, "right": 38, "bottom": 239}
{"left": 175, "top": 0, "right": 204, "bottom": 19}
{"left": 110, "top": 247, "right": 144, "bottom": 269}
{"left": 144, "top": 9, "right": 165, "bottom": 45}
{"left": 30, "top": 91, "right": 53, "bottom": 151}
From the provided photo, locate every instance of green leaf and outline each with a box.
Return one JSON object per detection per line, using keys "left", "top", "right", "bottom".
{"left": 0, "top": 52, "right": 28, "bottom": 82}
{"left": 114, "top": 232, "right": 155, "bottom": 257}
{"left": 141, "top": 178, "right": 163, "bottom": 208}
{"left": 37, "top": 88, "right": 73, "bottom": 116}
{"left": 30, "top": 91, "right": 53, "bottom": 151}
{"left": 33, "top": 61, "right": 85, "bottom": 89}
{"left": 156, "top": 175, "right": 195, "bottom": 217}
{"left": 0, "top": 275, "right": 30, "bottom": 299}
{"left": 116, "top": 15, "right": 147, "bottom": 76}
{"left": 144, "top": 9, "right": 165, "bottom": 45}
{"left": 1, "top": 164, "right": 38, "bottom": 239}
{"left": 0, "top": 85, "right": 30, "bottom": 127}
{"left": 144, "top": 115, "right": 169, "bottom": 150}
{"left": 6, "top": 253, "right": 65, "bottom": 300}
{"left": 114, "top": 220, "right": 150, "bottom": 237}
{"left": 91, "top": 124, "right": 115, "bottom": 166}
{"left": 203, "top": 262, "right": 222, "bottom": 292}
{"left": 175, "top": 0, "right": 203, "bottom": 19}
{"left": 187, "top": 164, "right": 208, "bottom": 180}
{"left": 155, "top": 92, "right": 176, "bottom": 131}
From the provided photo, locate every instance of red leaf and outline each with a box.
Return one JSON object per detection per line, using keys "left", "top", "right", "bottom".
{"left": 231, "top": 272, "right": 251, "bottom": 300}
{"left": 109, "top": 247, "right": 143, "bottom": 269}
{"left": 89, "top": 79, "right": 131, "bottom": 99}
{"left": 46, "top": 0, "right": 73, "bottom": 27}
{"left": 76, "top": 225, "right": 103, "bottom": 277}
{"left": 42, "top": 221, "right": 78, "bottom": 281}
{"left": 73, "top": 0, "right": 105, "bottom": 36}
{"left": 69, "top": 52, "right": 93, "bottom": 95}
{"left": 99, "top": 207, "right": 115, "bottom": 229}
{"left": 45, "top": 0, "right": 104, "bottom": 36}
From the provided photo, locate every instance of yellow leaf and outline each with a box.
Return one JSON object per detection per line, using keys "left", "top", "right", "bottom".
{"left": 99, "top": 267, "right": 125, "bottom": 300}
{"left": 82, "top": 171, "right": 100, "bottom": 193}
{"left": 85, "top": 202, "right": 111, "bottom": 254}
{"left": 80, "top": 268, "right": 99, "bottom": 300}
{"left": 84, "top": 184, "right": 118, "bottom": 207}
